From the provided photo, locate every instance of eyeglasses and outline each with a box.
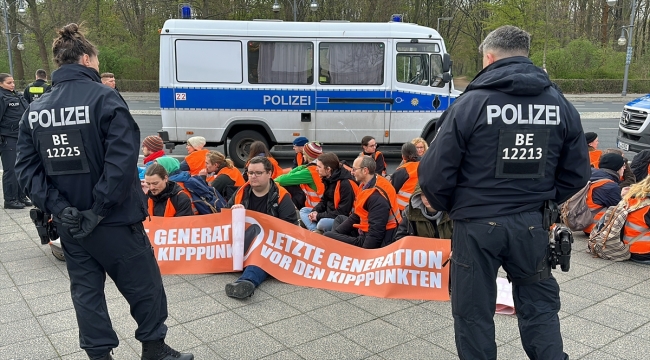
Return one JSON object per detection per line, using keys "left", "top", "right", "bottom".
{"left": 247, "top": 171, "right": 269, "bottom": 177}
{"left": 365, "top": 144, "right": 377, "bottom": 148}
{"left": 352, "top": 167, "right": 365, "bottom": 172}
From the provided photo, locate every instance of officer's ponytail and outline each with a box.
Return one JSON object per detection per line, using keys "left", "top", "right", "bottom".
{"left": 52, "top": 23, "right": 98, "bottom": 67}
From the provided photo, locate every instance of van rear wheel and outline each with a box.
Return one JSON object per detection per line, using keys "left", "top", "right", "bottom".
{"left": 229, "top": 130, "right": 268, "bottom": 168}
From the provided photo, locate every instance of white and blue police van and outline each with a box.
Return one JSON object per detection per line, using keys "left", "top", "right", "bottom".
{"left": 617, "top": 94, "right": 650, "bottom": 152}
{"left": 158, "top": 18, "right": 460, "bottom": 167}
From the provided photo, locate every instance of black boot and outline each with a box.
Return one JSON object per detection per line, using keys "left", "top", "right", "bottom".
{"left": 4, "top": 199, "right": 25, "bottom": 209}
{"left": 225, "top": 280, "right": 255, "bottom": 299}
{"left": 90, "top": 352, "right": 113, "bottom": 360}
{"left": 141, "top": 339, "right": 194, "bottom": 360}
{"left": 20, "top": 197, "right": 33, "bottom": 207}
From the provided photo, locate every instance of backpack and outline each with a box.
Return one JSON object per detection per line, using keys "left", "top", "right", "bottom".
{"left": 183, "top": 176, "right": 227, "bottom": 214}
{"left": 587, "top": 199, "right": 650, "bottom": 261}
{"left": 560, "top": 179, "right": 609, "bottom": 231}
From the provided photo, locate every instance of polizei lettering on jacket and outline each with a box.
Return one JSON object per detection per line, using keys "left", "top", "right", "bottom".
{"left": 486, "top": 104, "right": 560, "bottom": 125}
{"left": 28, "top": 106, "right": 91, "bottom": 129}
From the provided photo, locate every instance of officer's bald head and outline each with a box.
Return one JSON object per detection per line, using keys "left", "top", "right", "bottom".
{"left": 479, "top": 25, "right": 530, "bottom": 68}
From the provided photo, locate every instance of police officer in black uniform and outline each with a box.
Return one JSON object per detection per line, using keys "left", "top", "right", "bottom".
{"left": 23, "top": 69, "right": 52, "bottom": 103}
{"left": 0, "top": 72, "right": 31, "bottom": 209}
{"left": 15, "top": 24, "right": 193, "bottom": 360}
{"left": 419, "top": 25, "right": 590, "bottom": 360}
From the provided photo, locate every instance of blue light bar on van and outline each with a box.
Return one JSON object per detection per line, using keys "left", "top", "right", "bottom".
{"left": 391, "top": 14, "right": 403, "bottom": 22}
{"left": 180, "top": 4, "right": 192, "bottom": 19}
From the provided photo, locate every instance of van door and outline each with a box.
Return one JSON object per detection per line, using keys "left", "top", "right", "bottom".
{"left": 315, "top": 40, "right": 390, "bottom": 144}
{"left": 391, "top": 40, "right": 447, "bottom": 143}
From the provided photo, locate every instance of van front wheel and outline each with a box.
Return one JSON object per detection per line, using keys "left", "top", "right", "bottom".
{"left": 229, "top": 130, "right": 268, "bottom": 168}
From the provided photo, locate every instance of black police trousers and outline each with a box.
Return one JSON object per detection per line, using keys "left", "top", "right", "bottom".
{"left": 451, "top": 211, "right": 567, "bottom": 360}
{"left": 0, "top": 136, "right": 25, "bottom": 201}
{"left": 61, "top": 222, "right": 168, "bottom": 358}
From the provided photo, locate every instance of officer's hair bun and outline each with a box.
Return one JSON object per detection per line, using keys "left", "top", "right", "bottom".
{"left": 58, "top": 23, "right": 80, "bottom": 39}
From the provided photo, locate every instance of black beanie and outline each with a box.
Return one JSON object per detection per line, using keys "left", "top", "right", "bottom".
{"left": 585, "top": 132, "right": 598, "bottom": 144}
{"left": 599, "top": 153, "right": 625, "bottom": 172}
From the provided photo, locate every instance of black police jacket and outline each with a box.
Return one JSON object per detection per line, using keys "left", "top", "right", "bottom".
{"left": 0, "top": 87, "right": 28, "bottom": 138}
{"left": 419, "top": 57, "right": 591, "bottom": 220}
{"left": 15, "top": 64, "right": 148, "bottom": 225}
{"left": 23, "top": 79, "right": 52, "bottom": 104}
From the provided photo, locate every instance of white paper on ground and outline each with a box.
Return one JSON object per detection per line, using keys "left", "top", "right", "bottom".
{"left": 496, "top": 277, "right": 516, "bottom": 315}
{"left": 231, "top": 207, "right": 246, "bottom": 271}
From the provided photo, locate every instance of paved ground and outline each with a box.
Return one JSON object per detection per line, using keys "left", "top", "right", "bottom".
{"left": 1, "top": 190, "right": 650, "bottom": 359}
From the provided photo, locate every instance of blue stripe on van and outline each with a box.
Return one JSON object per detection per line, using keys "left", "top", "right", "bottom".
{"left": 159, "top": 88, "right": 454, "bottom": 112}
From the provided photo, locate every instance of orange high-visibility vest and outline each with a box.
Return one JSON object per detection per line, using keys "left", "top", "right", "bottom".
{"left": 584, "top": 178, "right": 615, "bottom": 233}
{"left": 217, "top": 166, "right": 246, "bottom": 187}
{"left": 589, "top": 150, "right": 602, "bottom": 169}
{"left": 394, "top": 161, "right": 419, "bottom": 211}
{"left": 186, "top": 149, "right": 210, "bottom": 176}
{"left": 299, "top": 165, "right": 325, "bottom": 208}
{"left": 353, "top": 176, "right": 401, "bottom": 232}
{"left": 623, "top": 197, "right": 650, "bottom": 256}
{"left": 233, "top": 182, "right": 290, "bottom": 206}
{"left": 334, "top": 179, "right": 360, "bottom": 209}
{"left": 147, "top": 189, "right": 185, "bottom": 217}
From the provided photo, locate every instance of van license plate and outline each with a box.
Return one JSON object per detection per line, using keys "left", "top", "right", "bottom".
{"left": 617, "top": 141, "right": 629, "bottom": 151}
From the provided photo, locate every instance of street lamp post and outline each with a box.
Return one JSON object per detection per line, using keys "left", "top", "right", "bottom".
{"left": 437, "top": 17, "right": 452, "bottom": 31}
{"left": 272, "top": 0, "right": 318, "bottom": 22}
{"left": 607, "top": 0, "right": 638, "bottom": 96}
{"left": 2, "top": 0, "right": 27, "bottom": 76}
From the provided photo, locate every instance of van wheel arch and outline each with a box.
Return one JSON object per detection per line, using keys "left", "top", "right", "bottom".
{"left": 224, "top": 122, "right": 276, "bottom": 168}
{"left": 422, "top": 118, "right": 439, "bottom": 144}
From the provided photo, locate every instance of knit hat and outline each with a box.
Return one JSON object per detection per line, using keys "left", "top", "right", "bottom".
{"left": 585, "top": 132, "right": 598, "bottom": 144}
{"left": 186, "top": 136, "right": 206, "bottom": 149}
{"left": 293, "top": 136, "right": 309, "bottom": 146}
{"left": 142, "top": 135, "right": 164, "bottom": 152}
{"left": 598, "top": 153, "right": 625, "bottom": 172}
{"left": 155, "top": 157, "right": 180, "bottom": 175}
{"left": 303, "top": 142, "right": 323, "bottom": 160}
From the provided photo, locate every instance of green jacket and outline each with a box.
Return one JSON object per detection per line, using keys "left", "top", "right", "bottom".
{"left": 394, "top": 183, "right": 453, "bottom": 241}
{"left": 274, "top": 163, "right": 318, "bottom": 191}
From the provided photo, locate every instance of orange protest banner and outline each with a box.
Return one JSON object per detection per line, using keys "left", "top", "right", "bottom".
{"left": 143, "top": 210, "right": 451, "bottom": 301}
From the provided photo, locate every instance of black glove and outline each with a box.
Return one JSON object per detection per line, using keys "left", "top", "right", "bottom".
{"left": 58, "top": 207, "right": 82, "bottom": 228}
{"left": 69, "top": 210, "right": 104, "bottom": 239}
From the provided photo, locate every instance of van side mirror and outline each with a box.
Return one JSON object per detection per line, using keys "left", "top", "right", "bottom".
{"left": 442, "top": 53, "right": 451, "bottom": 73}
{"left": 442, "top": 72, "right": 451, "bottom": 84}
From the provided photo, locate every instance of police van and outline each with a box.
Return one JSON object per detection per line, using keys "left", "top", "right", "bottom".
{"left": 617, "top": 94, "right": 650, "bottom": 152}
{"left": 158, "top": 19, "right": 460, "bottom": 167}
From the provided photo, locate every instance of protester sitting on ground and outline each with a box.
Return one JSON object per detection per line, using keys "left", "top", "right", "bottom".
{"left": 360, "top": 135, "right": 387, "bottom": 176}
{"left": 156, "top": 157, "right": 190, "bottom": 185}
{"left": 199, "top": 150, "right": 245, "bottom": 201}
{"left": 604, "top": 148, "right": 636, "bottom": 189}
{"left": 144, "top": 163, "right": 193, "bottom": 217}
{"left": 138, "top": 135, "right": 166, "bottom": 178}
{"left": 243, "top": 141, "right": 283, "bottom": 180}
{"left": 299, "top": 153, "right": 358, "bottom": 234}
{"left": 324, "top": 155, "right": 401, "bottom": 248}
{"left": 631, "top": 149, "right": 650, "bottom": 182}
{"left": 292, "top": 136, "right": 309, "bottom": 169}
{"left": 584, "top": 153, "right": 626, "bottom": 234}
{"left": 621, "top": 175, "right": 650, "bottom": 264}
{"left": 411, "top": 137, "right": 428, "bottom": 158}
{"left": 275, "top": 142, "right": 325, "bottom": 210}
{"left": 586, "top": 132, "right": 601, "bottom": 168}
{"left": 391, "top": 143, "right": 420, "bottom": 212}
{"left": 225, "top": 156, "right": 297, "bottom": 299}
{"left": 179, "top": 136, "right": 209, "bottom": 176}
{"left": 394, "top": 183, "right": 452, "bottom": 241}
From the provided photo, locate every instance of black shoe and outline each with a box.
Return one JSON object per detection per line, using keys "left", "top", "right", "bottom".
{"left": 91, "top": 352, "right": 113, "bottom": 360}
{"left": 19, "top": 197, "right": 32, "bottom": 206}
{"left": 141, "top": 340, "right": 193, "bottom": 360}
{"left": 4, "top": 200, "right": 25, "bottom": 209}
{"left": 225, "top": 280, "right": 255, "bottom": 299}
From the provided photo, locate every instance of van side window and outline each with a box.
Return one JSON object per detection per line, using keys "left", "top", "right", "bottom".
{"left": 430, "top": 54, "right": 445, "bottom": 88}
{"left": 319, "top": 42, "right": 384, "bottom": 85}
{"left": 175, "top": 40, "right": 243, "bottom": 83}
{"left": 396, "top": 54, "right": 430, "bottom": 86}
{"left": 248, "top": 41, "right": 314, "bottom": 85}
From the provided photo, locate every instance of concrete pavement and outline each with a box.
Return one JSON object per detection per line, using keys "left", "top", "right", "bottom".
{"left": 1, "top": 189, "right": 650, "bottom": 359}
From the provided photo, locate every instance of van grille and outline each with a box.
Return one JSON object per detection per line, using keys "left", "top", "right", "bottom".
{"left": 620, "top": 108, "right": 648, "bottom": 130}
